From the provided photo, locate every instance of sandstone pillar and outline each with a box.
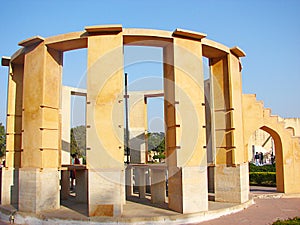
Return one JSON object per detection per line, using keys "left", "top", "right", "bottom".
{"left": 125, "top": 166, "right": 133, "bottom": 197}
{"left": 150, "top": 167, "right": 166, "bottom": 203}
{"left": 61, "top": 86, "right": 71, "bottom": 165}
{"left": 19, "top": 39, "right": 62, "bottom": 212}
{"left": 86, "top": 26, "right": 125, "bottom": 217}
{"left": 1, "top": 62, "right": 23, "bottom": 206}
{"left": 164, "top": 31, "right": 208, "bottom": 213}
{"left": 210, "top": 48, "right": 249, "bottom": 203}
{"left": 136, "top": 167, "right": 146, "bottom": 198}
{"left": 128, "top": 92, "right": 147, "bottom": 164}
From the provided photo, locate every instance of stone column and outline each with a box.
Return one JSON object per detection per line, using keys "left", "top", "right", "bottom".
{"left": 60, "top": 169, "right": 69, "bottom": 200}
{"left": 136, "top": 167, "right": 146, "bottom": 199}
{"left": 75, "top": 169, "right": 88, "bottom": 203}
{"left": 18, "top": 38, "right": 62, "bottom": 212}
{"left": 86, "top": 26, "right": 125, "bottom": 217}
{"left": 164, "top": 30, "right": 208, "bottom": 213}
{"left": 1, "top": 61, "right": 23, "bottom": 206}
{"left": 125, "top": 166, "right": 133, "bottom": 197}
{"left": 61, "top": 86, "right": 71, "bottom": 165}
{"left": 210, "top": 48, "right": 249, "bottom": 203}
{"left": 150, "top": 167, "right": 166, "bottom": 203}
{"left": 128, "top": 92, "right": 146, "bottom": 164}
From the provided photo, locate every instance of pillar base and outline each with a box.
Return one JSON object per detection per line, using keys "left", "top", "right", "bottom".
{"left": 1, "top": 168, "right": 19, "bottom": 207}
{"left": 88, "top": 168, "right": 124, "bottom": 217}
{"left": 168, "top": 166, "right": 208, "bottom": 214}
{"left": 151, "top": 168, "right": 166, "bottom": 204}
{"left": 19, "top": 168, "right": 59, "bottom": 213}
{"left": 215, "top": 162, "right": 249, "bottom": 203}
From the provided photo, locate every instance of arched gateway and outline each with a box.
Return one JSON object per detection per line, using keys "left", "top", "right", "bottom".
{"left": 1, "top": 25, "right": 299, "bottom": 217}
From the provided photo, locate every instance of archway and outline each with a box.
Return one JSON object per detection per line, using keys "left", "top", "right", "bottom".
{"left": 260, "top": 126, "right": 284, "bottom": 192}
{"left": 242, "top": 94, "right": 300, "bottom": 195}
{"left": 248, "top": 127, "right": 284, "bottom": 193}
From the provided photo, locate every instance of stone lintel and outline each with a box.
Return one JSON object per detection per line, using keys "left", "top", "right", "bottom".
{"left": 85, "top": 24, "right": 123, "bottom": 34}
{"left": 18, "top": 36, "right": 45, "bottom": 47}
{"left": 230, "top": 46, "right": 246, "bottom": 57}
{"left": 173, "top": 28, "right": 207, "bottom": 40}
{"left": 1, "top": 56, "right": 10, "bottom": 67}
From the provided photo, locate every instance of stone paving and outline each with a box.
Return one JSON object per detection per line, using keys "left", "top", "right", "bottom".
{"left": 0, "top": 187, "right": 299, "bottom": 224}
{"left": 193, "top": 197, "right": 300, "bottom": 225}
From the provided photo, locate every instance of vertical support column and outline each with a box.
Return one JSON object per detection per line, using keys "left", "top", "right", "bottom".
{"left": 1, "top": 62, "right": 23, "bottom": 206}
{"left": 86, "top": 27, "right": 124, "bottom": 217}
{"left": 128, "top": 92, "right": 146, "bottom": 163}
{"left": 125, "top": 165, "right": 133, "bottom": 197}
{"left": 136, "top": 167, "right": 146, "bottom": 198}
{"left": 210, "top": 55, "right": 232, "bottom": 165}
{"left": 60, "top": 169, "right": 69, "bottom": 200}
{"left": 19, "top": 39, "right": 62, "bottom": 213}
{"left": 150, "top": 167, "right": 166, "bottom": 203}
{"left": 210, "top": 47, "right": 248, "bottom": 203}
{"left": 75, "top": 169, "right": 88, "bottom": 203}
{"left": 165, "top": 31, "right": 208, "bottom": 213}
{"left": 61, "top": 86, "right": 71, "bottom": 165}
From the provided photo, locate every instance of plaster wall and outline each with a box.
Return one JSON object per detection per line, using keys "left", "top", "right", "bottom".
{"left": 283, "top": 118, "right": 300, "bottom": 137}
{"left": 242, "top": 94, "right": 300, "bottom": 194}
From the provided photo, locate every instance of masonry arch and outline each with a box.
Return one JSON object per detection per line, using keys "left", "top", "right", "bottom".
{"left": 242, "top": 94, "right": 300, "bottom": 194}
{"left": 286, "top": 127, "right": 295, "bottom": 136}
{"left": 259, "top": 126, "right": 283, "bottom": 191}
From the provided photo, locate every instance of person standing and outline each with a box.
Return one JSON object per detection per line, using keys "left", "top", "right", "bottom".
{"left": 255, "top": 152, "right": 259, "bottom": 166}
{"left": 260, "top": 152, "right": 264, "bottom": 165}
{"left": 70, "top": 153, "right": 80, "bottom": 190}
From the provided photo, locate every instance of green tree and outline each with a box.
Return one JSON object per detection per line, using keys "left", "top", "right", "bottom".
{"left": 70, "top": 128, "right": 80, "bottom": 156}
{"left": 0, "top": 123, "right": 6, "bottom": 158}
{"left": 72, "top": 125, "right": 86, "bottom": 157}
{"left": 148, "top": 132, "right": 165, "bottom": 161}
{"left": 70, "top": 126, "right": 86, "bottom": 163}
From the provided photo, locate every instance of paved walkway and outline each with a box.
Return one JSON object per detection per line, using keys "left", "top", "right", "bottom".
{"left": 0, "top": 187, "right": 299, "bottom": 224}
{"left": 193, "top": 197, "right": 300, "bottom": 225}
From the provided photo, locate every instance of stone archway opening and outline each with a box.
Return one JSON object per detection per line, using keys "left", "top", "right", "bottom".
{"left": 248, "top": 126, "right": 284, "bottom": 193}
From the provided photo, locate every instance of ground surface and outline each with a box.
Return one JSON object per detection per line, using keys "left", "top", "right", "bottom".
{"left": 0, "top": 187, "right": 299, "bottom": 224}
{"left": 193, "top": 198, "right": 300, "bottom": 225}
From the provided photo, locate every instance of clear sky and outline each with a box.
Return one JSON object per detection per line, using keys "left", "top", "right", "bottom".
{"left": 0, "top": 0, "right": 299, "bottom": 131}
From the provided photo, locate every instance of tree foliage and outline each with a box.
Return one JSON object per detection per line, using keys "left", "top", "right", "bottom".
{"left": 148, "top": 132, "right": 165, "bottom": 160}
{"left": 0, "top": 123, "right": 6, "bottom": 158}
{"left": 70, "top": 125, "right": 86, "bottom": 158}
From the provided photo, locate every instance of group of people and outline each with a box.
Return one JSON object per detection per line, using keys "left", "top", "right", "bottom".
{"left": 254, "top": 151, "right": 275, "bottom": 166}
{"left": 254, "top": 152, "right": 264, "bottom": 166}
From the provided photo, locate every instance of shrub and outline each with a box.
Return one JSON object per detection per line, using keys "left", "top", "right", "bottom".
{"left": 273, "top": 217, "right": 300, "bottom": 225}
{"left": 249, "top": 163, "right": 276, "bottom": 172}
{"left": 249, "top": 172, "right": 276, "bottom": 186}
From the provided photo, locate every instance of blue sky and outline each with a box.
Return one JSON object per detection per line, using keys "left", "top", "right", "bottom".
{"left": 0, "top": 0, "right": 299, "bottom": 130}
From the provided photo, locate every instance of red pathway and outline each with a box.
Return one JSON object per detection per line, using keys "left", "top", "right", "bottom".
{"left": 193, "top": 198, "right": 300, "bottom": 225}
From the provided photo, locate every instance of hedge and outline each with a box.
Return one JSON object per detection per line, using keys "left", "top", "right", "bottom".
{"left": 249, "top": 163, "right": 276, "bottom": 172}
{"left": 249, "top": 172, "right": 276, "bottom": 186}
{"left": 273, "top": 217, "right": 300, "bottom": 225}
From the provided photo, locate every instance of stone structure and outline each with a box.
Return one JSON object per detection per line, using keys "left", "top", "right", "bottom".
{"left": 1, "top": 25, "right": 300, "bottom": 218}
